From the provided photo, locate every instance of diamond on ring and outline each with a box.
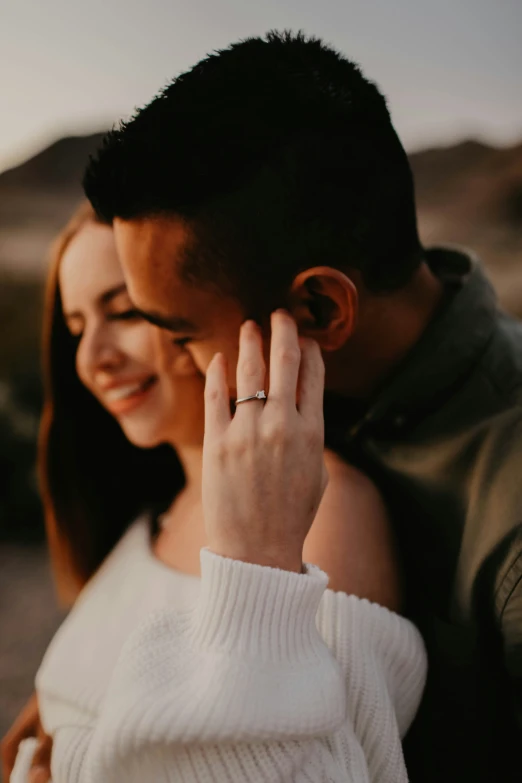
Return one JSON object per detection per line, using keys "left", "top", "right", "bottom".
{"left": 235, "top": 390, "right": 267, "bottom": 405}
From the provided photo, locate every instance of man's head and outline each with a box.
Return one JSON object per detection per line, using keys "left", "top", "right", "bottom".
{"left": 84, "top": 31, "right": 424, "bottom": 388}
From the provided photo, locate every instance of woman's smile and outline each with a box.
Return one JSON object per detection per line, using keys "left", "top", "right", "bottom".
{"left": 101, "top": 375, "right": 158, "bottom": 416}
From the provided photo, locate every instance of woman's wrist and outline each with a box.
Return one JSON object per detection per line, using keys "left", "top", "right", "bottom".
{"left": 206, "top": 539, "right": 304, "bottom": 573}
{"left": 190, "top": 548, "right": 328, "bottom": 662}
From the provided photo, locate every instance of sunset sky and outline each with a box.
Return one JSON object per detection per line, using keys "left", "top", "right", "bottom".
{"left": 1, "top": 0, "right": 521, "bottom": 173}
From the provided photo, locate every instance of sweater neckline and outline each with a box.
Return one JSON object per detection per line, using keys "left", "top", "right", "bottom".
{"left": 139, "top": 513, "right": 201, "bottom": 583}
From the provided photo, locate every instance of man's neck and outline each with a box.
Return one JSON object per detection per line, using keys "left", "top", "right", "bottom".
{"left": 325, "top": 262, "right": 444, "bottom": 399}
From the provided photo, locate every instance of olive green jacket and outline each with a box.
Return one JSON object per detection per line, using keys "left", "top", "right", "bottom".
{"left": 326, "top": 248, "right": 522, "bottom": 782}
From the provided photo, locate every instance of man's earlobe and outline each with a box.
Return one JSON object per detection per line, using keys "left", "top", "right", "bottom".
{"left": 289, "top": 267, "right": 358, "bottom": 351}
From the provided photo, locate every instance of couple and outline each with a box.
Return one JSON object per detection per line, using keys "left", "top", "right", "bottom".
{"left": 5, "top": 201, "right": 422, "bottom": 783}
{"left": 3, "top": 30, "right": 522, "bottom": 782}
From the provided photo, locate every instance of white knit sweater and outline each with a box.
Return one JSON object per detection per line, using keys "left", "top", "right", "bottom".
{"left": 12, "top": 517, "right": 426, "bottom": 783}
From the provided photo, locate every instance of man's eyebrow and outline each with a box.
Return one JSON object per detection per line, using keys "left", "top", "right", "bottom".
{"left": 135, "top": 309, "right": 197, "bottom": 333}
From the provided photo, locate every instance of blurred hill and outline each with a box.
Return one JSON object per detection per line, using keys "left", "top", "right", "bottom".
{"left": 0, "top": 131, "right": 521, "bottom": 540}
{"left": 409, "top": 139, "right": 522, "bottom": 315}
{"left": 0, "top": 134, "right": 106, "bottom": 190}
{"left": 0, "top": 133, "right": 105, "bottom": 278}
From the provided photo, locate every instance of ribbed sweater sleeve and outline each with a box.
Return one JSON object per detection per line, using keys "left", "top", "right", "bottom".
{"left": 49, "top": 550, "right": 426, "bottom": 783}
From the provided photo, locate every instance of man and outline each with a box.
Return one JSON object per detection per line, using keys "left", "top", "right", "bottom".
{"left": 83, "top": 31, "right": 522, "bottom": 781}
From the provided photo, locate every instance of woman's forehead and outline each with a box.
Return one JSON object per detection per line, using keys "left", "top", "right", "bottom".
{"left": 59, "top": 223, "right": 125, "bottom": 306}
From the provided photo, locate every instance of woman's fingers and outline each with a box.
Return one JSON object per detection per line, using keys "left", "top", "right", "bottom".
{"left": 28, "top": 734, "right": 52, "bottom": 783}
{"left": 235, "top": 320, "right": 266, "bottom": 414}
{"left": 297, "top": 337, "right": 325, "bottom": 423}
{"left": 204, "top": 352, "right": 231, "bottom": 440}
{"left": 268, "top": 310, "right": 301, "bottom": 411}
{"left": 1, "top": 692, "right": 40, "bottom": 780}
{"left": 202, "top": 310, "right": 327, "bottom": 572}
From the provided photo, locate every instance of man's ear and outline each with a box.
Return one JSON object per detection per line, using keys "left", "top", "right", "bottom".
{"left": 289, "top": 267, "right": 358, "bottom": 351}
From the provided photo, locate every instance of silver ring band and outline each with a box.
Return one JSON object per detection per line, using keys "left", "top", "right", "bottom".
{"left": 235, "top": 390, "right": 267, "bottom": 405}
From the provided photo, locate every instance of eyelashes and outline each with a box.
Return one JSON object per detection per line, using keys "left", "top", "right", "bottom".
{"left": 107, "top": 309, "right": 141, "bottom": 322}
{"left": 66, "top": 310, "right": 142, "bottom": 344}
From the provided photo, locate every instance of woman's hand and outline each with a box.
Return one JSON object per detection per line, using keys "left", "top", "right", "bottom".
{"left": 202, "top": 310, "right": 328, "bottom": 573}
{"left": 1, "top": 692, "right": 52, "bottom": 782}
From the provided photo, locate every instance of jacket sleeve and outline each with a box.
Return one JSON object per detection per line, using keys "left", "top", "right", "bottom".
{"left": 50, "top": 550, "right": 426, "bottom": 783}
{"left": 467, "top": 412, "right": 522, "bottom": 740}
{"left": 496, "top": 541, "right": 522, "bottom": 734}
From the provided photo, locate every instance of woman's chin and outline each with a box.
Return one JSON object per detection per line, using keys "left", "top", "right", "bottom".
{"left": 118, "top": 419, "right": 165, "bottom": 450}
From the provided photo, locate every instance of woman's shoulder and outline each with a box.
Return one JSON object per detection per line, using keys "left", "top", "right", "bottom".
{"left": 35, "top": 514, "right": 164, "bottom": 706}
{"left": 303, "top": 450, "right": 402, "bottom": 610}
{"left": 67, "top": 514, "right": 151, "bottom": 611}
{"left": 323, "top": 449, "right": 380, "bottom": 488}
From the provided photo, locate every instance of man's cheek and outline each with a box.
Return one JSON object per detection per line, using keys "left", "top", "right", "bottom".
{"left": 189, "top": 345, "right": 218, "bottom": 376}
{"left": 190, "top": 342, "right": 239, "bottom": 392}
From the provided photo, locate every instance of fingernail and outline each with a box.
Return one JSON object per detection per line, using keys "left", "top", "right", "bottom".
{"left": 273, "top": 308, "right": 289, "bottom": 317}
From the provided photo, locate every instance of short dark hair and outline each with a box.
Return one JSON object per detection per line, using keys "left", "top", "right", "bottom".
{"left": 84, "top": 30, "right": 423, "bottom": 308}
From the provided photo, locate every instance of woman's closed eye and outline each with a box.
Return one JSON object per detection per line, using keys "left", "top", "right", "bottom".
{"left": 107, "top": 309, "right": 142, "bottom": 322}
{"left": 66, "top": 310, "right": 141, "bottom": 344}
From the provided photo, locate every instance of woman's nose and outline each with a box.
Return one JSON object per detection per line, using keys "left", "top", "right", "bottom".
{"left": 77, "top": 326, "right": 125, "bottom": 378}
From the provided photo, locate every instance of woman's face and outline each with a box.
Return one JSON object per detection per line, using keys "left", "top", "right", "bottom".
{"left": 59, "top": 221, "right": 205, "bottom": 449}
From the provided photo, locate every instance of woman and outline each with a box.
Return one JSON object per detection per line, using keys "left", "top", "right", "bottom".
{"left": 4, "top": 203, "right": 425, "bottom": 782}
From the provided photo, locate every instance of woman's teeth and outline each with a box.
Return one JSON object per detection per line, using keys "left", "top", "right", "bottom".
{"left": 105, "top": 378, "right": 154, "bottom": 402}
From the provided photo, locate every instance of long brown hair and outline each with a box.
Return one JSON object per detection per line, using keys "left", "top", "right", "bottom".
{"left": 39, "top": 202, "right": 182, "bottom": 604}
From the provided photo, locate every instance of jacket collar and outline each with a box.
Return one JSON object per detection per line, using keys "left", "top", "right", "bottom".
{"left": 325, "top": 247, "right": 499, "bottom": 444}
